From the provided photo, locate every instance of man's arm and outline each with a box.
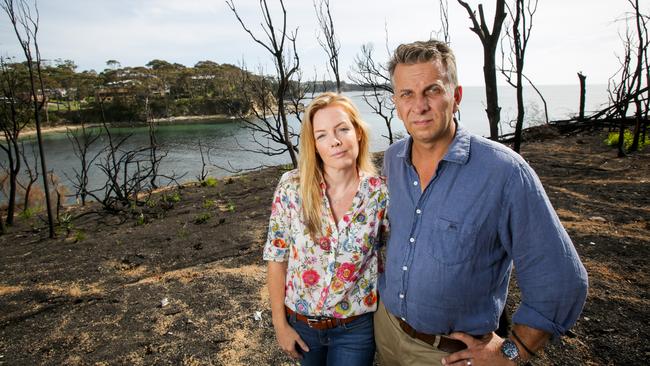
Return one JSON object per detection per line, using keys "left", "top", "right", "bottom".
{"left": 443, "top": 161, "right": 586, "bottom": 365}
{"left": 507, "top": 324, "right": 551, "bottom": 362}
{"left": 501, "top": 163, "right": 588, "bottom": 337}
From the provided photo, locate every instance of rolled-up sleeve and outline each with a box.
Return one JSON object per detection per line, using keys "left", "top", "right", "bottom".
{"left": 263, "top": 173, "right": 292, "bottom": 262}
{"left": 498, "top": 162, "right": 589, "bottom": 337}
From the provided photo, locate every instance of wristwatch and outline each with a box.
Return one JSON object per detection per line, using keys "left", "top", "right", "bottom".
{"left": 501, "top": 338, "right": 526, "bottom": 365}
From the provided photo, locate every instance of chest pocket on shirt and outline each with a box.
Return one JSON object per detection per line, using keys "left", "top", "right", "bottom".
{"left": 428, "top": 217, "right": 479, "bottom": 265}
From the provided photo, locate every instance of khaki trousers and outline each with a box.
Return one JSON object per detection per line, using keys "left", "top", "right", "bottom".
{"left": 374, "top": 300, "right": 449, "bottom": 366}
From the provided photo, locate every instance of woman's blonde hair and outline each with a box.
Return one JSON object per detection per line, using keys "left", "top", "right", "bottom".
{"left": 298, "top": 92, "right": 376, "bottom": 240}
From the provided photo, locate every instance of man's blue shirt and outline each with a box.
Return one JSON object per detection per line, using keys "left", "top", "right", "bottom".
{"left": 378, "top": 125, "right": 588, "bottom": 337}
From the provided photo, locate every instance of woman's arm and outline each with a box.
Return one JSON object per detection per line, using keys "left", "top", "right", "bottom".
{"left": 267, "top": 261, "right": 309, "bottom": 359}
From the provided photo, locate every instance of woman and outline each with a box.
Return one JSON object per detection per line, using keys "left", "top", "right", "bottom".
{"left": 263, "top": 92, "right": 389, "bottom": 365}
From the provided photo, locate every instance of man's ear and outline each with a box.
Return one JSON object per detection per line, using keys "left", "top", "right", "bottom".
{"left": 453, "top": 85, "right": 463, "bottom": 113}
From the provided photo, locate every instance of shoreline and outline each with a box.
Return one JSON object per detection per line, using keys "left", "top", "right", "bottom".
{"left": 17, "top": 114, "right": 238, "bottom": 138}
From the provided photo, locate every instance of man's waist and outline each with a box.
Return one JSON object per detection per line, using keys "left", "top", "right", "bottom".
{"left": 378, "top": 290, "right": 500, "bottom": 335}
{"left": 395, "top": 315, "right": 488, "bottom": 353}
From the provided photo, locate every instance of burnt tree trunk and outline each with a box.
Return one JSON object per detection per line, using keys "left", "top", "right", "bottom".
{"left": 513, "top": 68, "right": 525, "bottom": 152}
{"left": 578, "top": 72, "right": 586, "bottom": 121}
{"left": 0, "top": 211, "right": 4, "bottom": 234}
{"left": 484, "top": 51, "right": 502, "bottom": 139}
{"left": 457, "top": 0, "right": 507, "bottom": 140}
{"left": 5, "top": 146, "right": 18, "bottom": 225}
{"left": 628, "top": 0, "right": 646, "bottom": 152}
{"left": 617, "top": 119, "right": 626, "bottom": 157}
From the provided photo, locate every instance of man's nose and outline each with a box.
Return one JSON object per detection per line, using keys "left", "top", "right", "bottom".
{"left": 414, "top": 94, "right": 430, "bottom": 114}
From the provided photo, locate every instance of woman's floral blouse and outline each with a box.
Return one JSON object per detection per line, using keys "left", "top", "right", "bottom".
{"left": 263, "top": 169, "right": 389, "bottom": 318}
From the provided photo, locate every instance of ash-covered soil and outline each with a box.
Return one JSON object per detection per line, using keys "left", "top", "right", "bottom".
{"left": 1, "top": 131, "right": 648, "bottom": 365}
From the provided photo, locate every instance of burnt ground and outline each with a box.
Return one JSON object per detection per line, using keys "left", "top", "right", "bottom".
{"left": 0, "top": 131, "right": 648, "bottom": 365}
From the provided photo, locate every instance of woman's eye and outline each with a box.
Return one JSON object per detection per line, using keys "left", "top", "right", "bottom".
{"left": 315, "top": 134, "right": 325, "bottom": 140}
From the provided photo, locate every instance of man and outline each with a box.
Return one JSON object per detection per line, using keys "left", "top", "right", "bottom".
{"left": 375, "top": 40, "right": 588, "bottom": 366}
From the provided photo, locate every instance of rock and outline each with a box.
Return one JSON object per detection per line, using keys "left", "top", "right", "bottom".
{"left": 589, "top": 216, "right": 607, "bottom": 222}
{"left": 163, "top": 307, "right": 182, "bottom": 316}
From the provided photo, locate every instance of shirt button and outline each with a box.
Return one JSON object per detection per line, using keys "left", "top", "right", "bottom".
{"left": 413, "top": 181, "right": 418, "bottom": 186}
{"left": 402, "top": 266, "right": 408, "bottom": 271}
{"left": 399, "top": 293, "right": 405, "bottom": 299}
{"left": 409, "top": 237, "right": 415, "bottom": 243}
{"left": 415, "top": 209, "right": 422, "bottom": 214}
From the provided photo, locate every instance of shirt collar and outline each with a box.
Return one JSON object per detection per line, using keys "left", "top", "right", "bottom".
{"left": 444, "top": 124, "right": 471, "bottom": 165}
{"left": 396, "top": 121, "right": 471, "bottom": 166}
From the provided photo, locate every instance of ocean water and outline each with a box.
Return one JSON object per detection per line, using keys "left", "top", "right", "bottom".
{"left": 1, "top": 84, "right": 610, "bottom": 203}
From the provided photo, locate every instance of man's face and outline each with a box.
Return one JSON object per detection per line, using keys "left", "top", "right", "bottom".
{"left": 392, "top": 60, "right": 462, "bottom": 148}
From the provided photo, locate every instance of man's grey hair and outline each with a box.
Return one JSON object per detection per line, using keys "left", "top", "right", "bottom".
{"left": 388, "top": 39, "right": 458, "bottom": 88}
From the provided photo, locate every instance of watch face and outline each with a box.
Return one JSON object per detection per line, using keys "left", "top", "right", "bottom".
{"left": 501, "top": 339, "right": 520, "bottom": 360}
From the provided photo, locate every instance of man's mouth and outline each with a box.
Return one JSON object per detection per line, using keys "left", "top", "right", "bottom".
{"left": 412, "top": 119, "right": 432, "bottom": 125}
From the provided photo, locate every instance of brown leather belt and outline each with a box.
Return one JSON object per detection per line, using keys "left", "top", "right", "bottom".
{"left": 396, "top": 317, "right": 469, "bottom": 353}
{"left": 286, "top": 306, "right": 364, "bottom": 330}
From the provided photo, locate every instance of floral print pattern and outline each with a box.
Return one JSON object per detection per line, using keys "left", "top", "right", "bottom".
{"left": 263, "top": 169, "right": 389, "bottom": 318}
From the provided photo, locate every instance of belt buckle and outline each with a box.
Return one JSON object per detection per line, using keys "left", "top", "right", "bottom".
{"left": 307, "top": 317, "right": 321, "bottom": 328}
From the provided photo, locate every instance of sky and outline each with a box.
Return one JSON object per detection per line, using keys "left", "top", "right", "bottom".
{"left": 0, "top": 0, "right": 646, "bottom": 86}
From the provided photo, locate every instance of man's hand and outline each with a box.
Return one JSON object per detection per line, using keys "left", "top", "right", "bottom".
{"left": 441, "top": 332, "right": 513, "bottom": 366}
{"left": 273, "top": 322, "right": 310, "bottom": 360}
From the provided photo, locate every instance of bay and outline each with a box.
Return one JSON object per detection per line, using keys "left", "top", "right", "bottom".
{"left": 2, "top": 84, "right": 609, "bottom": 204}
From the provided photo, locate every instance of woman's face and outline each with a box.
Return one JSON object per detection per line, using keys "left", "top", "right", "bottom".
{"left": 312, "top": 104, "right": 360, "bottom": 172}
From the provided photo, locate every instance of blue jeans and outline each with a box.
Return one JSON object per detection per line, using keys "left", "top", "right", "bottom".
{"left": 287, "top": 312, "right": 375, "bottom": 366}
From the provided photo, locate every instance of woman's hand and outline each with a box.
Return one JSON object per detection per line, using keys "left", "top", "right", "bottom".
{"left": 267, "top": 261, "right": 308, "bottom": 359}
{"left": 273, "top": 321, "right": 309, "bottom": 359}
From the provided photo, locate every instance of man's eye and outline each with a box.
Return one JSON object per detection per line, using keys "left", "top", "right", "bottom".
{"left": 427, "top": 86, "right": 443, "bottom": 95}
